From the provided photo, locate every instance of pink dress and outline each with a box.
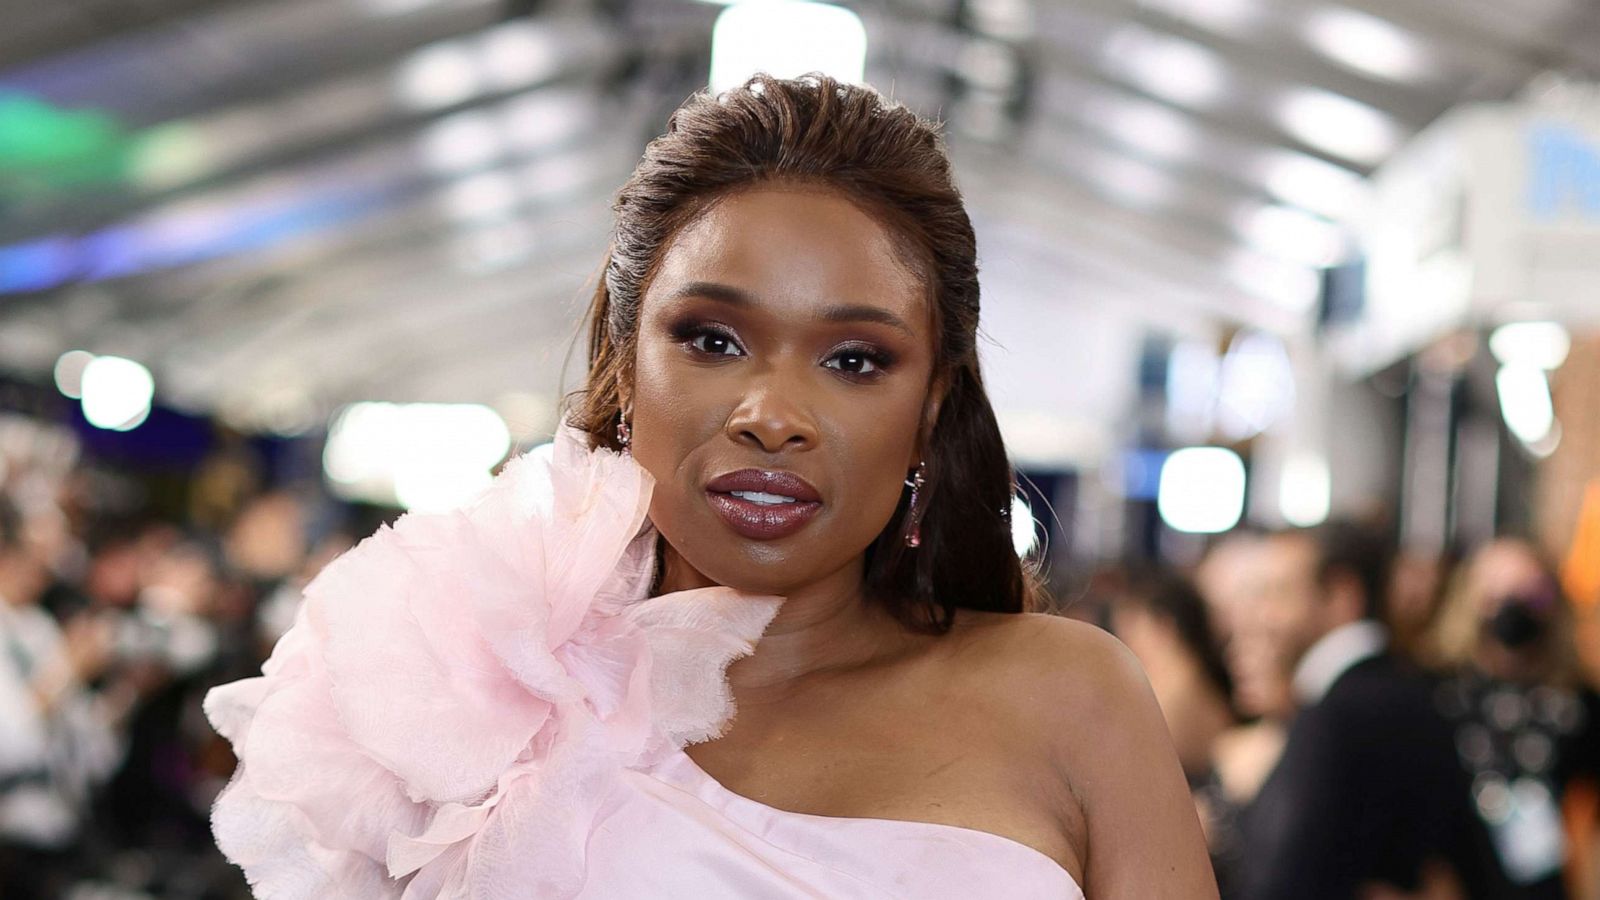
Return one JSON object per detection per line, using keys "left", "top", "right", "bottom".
{"left": 203, "top": 426, "right": 1084, "bottom": 898}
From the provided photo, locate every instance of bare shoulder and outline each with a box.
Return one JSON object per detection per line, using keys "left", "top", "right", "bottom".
{"left": 947, "top": 611, "right": 1152, "bottom": 730}
{"left": 943, "top": 611, "right": 1164, "bottom": 800}
{"left": 947, "top": 611, "right": 1219, "bottom": 898}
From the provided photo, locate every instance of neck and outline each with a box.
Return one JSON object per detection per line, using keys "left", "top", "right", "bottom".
{"left": 654, "top": 545, "right": 915, "bottom": 703}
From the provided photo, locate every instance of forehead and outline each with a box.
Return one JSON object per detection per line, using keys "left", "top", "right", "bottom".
{"left": 1473, "top": 544, "right": 1545, "bottom": 592}
{"left": 645, "top": 185, "right": 926, "bottom": 315}
{"left": 1256, "top": 534, "right": 1318, "bottom": 582}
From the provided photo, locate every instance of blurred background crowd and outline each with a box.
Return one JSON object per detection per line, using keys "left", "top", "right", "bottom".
{"left": 2, "top": 0, "right": 1600, "bottom": 896}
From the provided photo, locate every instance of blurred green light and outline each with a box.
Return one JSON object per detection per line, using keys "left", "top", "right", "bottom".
{"left": 0, "top": 94, "right": 134, "bottom": 198}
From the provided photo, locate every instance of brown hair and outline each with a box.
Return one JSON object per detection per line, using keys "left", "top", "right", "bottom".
{"left": 566, "top": 72, "right": 1044, "bottom": 632}
{"left": 1423, "top": 537, "right": 1583, "bottom": 686}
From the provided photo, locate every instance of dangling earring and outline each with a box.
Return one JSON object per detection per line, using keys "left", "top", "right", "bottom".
{"left": 616, "top": 412, "right": 632, "bottom": 451}
{"left": 904, "top": 460, "right": 927, "bottom": 548}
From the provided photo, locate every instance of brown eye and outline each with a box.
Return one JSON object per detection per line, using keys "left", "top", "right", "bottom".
{"left": 823, "top": 343, "right": 894, "bottom": 378}
{"left": 687, "top": 328, "right": 743, "bottom": 357}
{"left": 824, "top": 352, "right": 879, "bottom": 375}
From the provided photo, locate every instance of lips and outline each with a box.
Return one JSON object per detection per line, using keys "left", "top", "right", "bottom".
{"left": 705, "top": 468, "right": 823, "bottom": 541}
{"left": 706, "top": 469, "right": 822, "bottom": 502}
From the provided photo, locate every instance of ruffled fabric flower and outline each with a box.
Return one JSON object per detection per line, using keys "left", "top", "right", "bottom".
{"left": 203, "top": 425, "right": 782, "bottom": 898}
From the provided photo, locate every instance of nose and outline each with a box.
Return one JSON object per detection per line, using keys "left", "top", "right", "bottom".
{"left": 725, "top": 371, "right": 820, "bottom": 454}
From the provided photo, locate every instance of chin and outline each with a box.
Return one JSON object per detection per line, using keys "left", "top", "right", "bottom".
{"left": 680, "top": 540, "right": 815, "bottom": 597}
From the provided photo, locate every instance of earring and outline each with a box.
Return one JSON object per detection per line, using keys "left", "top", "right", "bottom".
{"left": 616, "top": 413, "right": 631, "bottom": 450}
{"left": 904, "top": 461, "right": 927, "bottom": 548}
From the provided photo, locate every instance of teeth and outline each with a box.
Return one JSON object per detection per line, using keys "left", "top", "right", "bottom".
{"left": 730, "top": 490, "right": 798, "bottom": 505}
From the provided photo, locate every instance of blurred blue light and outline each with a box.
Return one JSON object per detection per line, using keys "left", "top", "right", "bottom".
{"left": 1122, "top": 448, "right": 1169, "bottom": 500}
{"left": 0, "top": 235, "right": 75, "bottom": 292}
{"left": 0, "top": 184, "right": 394, "bottom": 293}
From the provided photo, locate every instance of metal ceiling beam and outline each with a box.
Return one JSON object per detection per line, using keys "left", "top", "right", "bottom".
{"left": 1332, "top": 0, "right": 1600, "bottom": 86}
{"left": 0, "top": 0, "right": 262, "bottom": 71}
{"left": 1056, "top": 0, "right": 1447, "bottom": 124}
{"left": 952, "top": 141, "right": 1310, "bottom": 333}
{"left": 1042, "top": 61, "right": 1377, "bottom": 176}
{"left": 0, "top": 25, "right": 629, "bottom": 242}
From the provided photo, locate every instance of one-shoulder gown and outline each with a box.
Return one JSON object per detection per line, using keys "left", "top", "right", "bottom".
{"left": 203, "top": 426, "right": 1085, "bottom": 898}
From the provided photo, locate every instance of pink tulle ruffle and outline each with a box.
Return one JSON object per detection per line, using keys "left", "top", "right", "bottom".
{"left": 203, "top": 426, "right": 782, "bottom": 899}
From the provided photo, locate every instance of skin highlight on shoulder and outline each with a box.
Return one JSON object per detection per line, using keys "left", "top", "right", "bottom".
{"left": 940, "top": 610, "right": 1218, "bottom": 897}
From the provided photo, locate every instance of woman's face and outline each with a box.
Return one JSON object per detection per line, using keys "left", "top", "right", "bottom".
{"left": 628, "top": 184, "right": 941, "bottom": 596}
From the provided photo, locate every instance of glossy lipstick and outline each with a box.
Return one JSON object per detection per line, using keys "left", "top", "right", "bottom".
{"left": 705, "top": 469, "right": 823, "bottom": 541}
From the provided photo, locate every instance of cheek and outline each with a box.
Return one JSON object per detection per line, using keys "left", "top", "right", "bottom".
{"left": 820, "top": 389, "right": 924, "bottom": 514}
{"left": 630, "top": 343, "right": 723, "bottom": 461}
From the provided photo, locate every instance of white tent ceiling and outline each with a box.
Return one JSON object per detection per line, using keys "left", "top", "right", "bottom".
{"left": 0, "top": 0, "right": 1597, "bottom": 449}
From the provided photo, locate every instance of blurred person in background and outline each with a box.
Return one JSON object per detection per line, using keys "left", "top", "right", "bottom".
{"left": 1238, "top": 520, "right": 1508, "bottom": 900}
{"left": 1390, "top": 547, "right": 1457, "bottom": 663}
{"left": 1196, "top": 531, "right": 1293, "bottom": 836}
{"left": 0, "top": 492, "right": 120, "bottom": 896}
{"left": 1422, "top": 538, "right": 1600, "bottom": 898}
{"left": 1196, "top": 529, "right": 1268, "bottom": 650}
{"left": 93, "top": 536, "right": 225, "bottom": 854}
{"left": 1111, "top": 571, "right": 1246, "bottom": 896}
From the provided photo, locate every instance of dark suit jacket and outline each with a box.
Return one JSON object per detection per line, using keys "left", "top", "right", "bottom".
{"left": 1240, "top": 652, "right": 1512, "bottom": 900}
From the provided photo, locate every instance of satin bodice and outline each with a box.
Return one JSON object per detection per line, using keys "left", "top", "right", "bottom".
{"left": 577, "top": 749, "right": 1087, "bottom": 898}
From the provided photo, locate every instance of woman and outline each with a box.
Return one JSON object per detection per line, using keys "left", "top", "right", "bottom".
{"left": 1108, "top": 572, "right": 1243, "bottom": 895}
{"left": 205, "top": 73, "right": 1215, "bottom": 897}
{"left": 1423, "top": 538, "right": 1600, "bottom": 898}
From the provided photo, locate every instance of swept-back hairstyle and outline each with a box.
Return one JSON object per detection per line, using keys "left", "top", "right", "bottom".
{"left": 567, "top": 72, "right": 1043, "bottom": 632}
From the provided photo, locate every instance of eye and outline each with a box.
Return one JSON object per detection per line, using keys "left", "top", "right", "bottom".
{"left": 683, "top": 326, "right": 744, "bottom": 358}
{"left": 824, "top": 345, "right": 893, "bottom": 377}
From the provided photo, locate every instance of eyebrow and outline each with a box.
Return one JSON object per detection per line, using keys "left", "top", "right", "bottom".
{"left": 668, "top": 280, "right": 915, "bottom": 337}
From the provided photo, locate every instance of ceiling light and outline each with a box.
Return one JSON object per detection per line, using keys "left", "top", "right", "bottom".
{"left": 417, "top": 110, "right": 506, "bottom": 175}
{"left": 324, "top": 402, "right": 512, "bottom": 511}
{"left": 54, "top": 350, "right": 95, "bottom": 399}
{"left": 395, "top": 42, "right": 481, "bottom": 111}
{"left": 81, "top": 355, "right": 154, "bottom": 432}
{"left": 1159, "top": 447, "right": 1247, "bottom": 534}
{"left": 1095, "top": 98, "right": 1202, "bottom": 160}
{"left": 1276, "top": 89, "right": 1401, "bottom": 165}
{"left": 1497, "top": 365, "right": 1556, "bottom": 447}
{"left": 480, "top": 22, "right": 559, "bottom": 92}
{"left": 1280, "top": 453, "right": 1332, "bottom": 527}
{"left": 439, "top": 170, "right": 521, "bottom": 223}
{"left": 1490, "top": 321, "right": 1571, "bottom": 371}
{"left": 1103, "top": 26, "right": 1229, "bottom": 108}
{"left": 710, "top": 1, "right": 868, "bottom": 94}
{"left": 1235, "top": 202, "right": 1349, "bottom": 268}
{"left": 1257, "top": 151, "right": 1372, "bottom": 221}
{"left": 1302, "top": 8, "right": 1431, "bottom": 83}
{"left": 500, "top": 89, "right": 593, "bottom": 155}
{"left": 968, "top": 0, "right": 1034, "bottom": 39}
{"left": 1216, "top": 331, "right": 1296, "bottom": 440}
{"left": 1091, "top": 154, "right": 1175, "bottom": 208}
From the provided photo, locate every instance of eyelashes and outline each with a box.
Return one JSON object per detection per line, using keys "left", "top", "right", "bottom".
{"left": 666, "top": 318, "right": 897, "bottom": 380}
{"left": 824, "top": 343, "right": 896, "bottom": 377}
{"left": 675, "top": 322, "right": 742, "bottom": 358}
